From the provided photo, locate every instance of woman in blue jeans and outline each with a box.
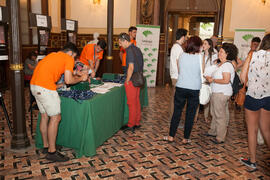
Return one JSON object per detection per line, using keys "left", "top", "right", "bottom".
{"left": 164, "top": 36, "right": 202, "bottom": 144}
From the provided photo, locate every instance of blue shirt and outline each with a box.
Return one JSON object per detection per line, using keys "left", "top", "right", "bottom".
{"left": 176, "top": 53, "right": 201, "bottom": 90}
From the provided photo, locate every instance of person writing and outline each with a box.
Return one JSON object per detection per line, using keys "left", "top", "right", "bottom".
{"left": 80, "top": 39, "right": 107, "bottom": 77}
{"left": 30, "top": 43, "right": 88, "bottom": 162}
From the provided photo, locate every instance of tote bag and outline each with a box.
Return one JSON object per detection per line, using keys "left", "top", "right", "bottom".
{"left": 199, "top": 54, "right": 211, "bottom": 105}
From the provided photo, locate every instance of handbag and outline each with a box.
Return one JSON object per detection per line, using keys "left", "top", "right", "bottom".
{"left": 130, "top": 47, "right": 145, "bottom": 87}
{"left": 235, "top": 52, "right": 253, "bottom": 106}
{"left": 199, "top": 54, "right": 211, "bottom": 105}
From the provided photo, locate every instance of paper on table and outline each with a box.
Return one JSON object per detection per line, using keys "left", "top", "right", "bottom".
{"left": 91, "top": 82, "right": 123, "bottom": 94}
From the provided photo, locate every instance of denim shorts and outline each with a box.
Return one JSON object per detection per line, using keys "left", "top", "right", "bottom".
{"left": 244, "top": 95, "right": 270, "bottom": 111}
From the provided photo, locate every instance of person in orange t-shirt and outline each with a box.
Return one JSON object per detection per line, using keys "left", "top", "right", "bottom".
{"left": 30, "top": 43, "right": 88, "bottom": 162}
{"left": 119, "top": 26, "right": 137, "bottom": 74}
{"left": 80, "top": 39, "right": 106, "bottom": 77}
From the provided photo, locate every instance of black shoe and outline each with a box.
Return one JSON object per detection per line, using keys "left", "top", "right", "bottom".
{"left": 212, "top": 139, "right": 224, "bottom": 144}
{"left": 205, "top": 133, "right": 216, "bottom": 138}
{"left": 240, "top": 158, "right": 257, "bottom": 169}
{"left": 45, "top": 151, "right": 69, "bottom": 162}
{"left": 120, "top": 125, "right": 129, "bottom": 130}
{"left": 134, "top": 125, "right": 141, "bottom": 129}
{"left": 41, "top": 145, "right": 63, "bottom": 154}
{"left": 123, "top": 126, "right": 135, "bottom": 133}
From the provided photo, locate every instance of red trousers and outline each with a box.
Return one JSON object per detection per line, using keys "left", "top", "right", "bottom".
{"left": 125, "top": 81, "right": 141, "bottom": 127}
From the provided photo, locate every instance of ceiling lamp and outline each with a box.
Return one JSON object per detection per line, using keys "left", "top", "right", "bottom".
{"left": 93, "top": 0, "right": 101, "bottom": 5}
{"left": 262, "top": 0, "right": 266, "bottom": 5}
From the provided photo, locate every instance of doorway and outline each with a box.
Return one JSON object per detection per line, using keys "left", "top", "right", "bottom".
{"left": 165, "top": 13, "right": 216, "bottom": 85}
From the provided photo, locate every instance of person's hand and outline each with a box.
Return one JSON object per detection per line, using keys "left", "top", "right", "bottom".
{"left": 76, "top": 69, "right": 87, "bottom": 76}
{"left": 81, "top": 73, "right": 88, "bottom": 81}
{"left": 91, "top": 71, "right": 96, "bottom": 78}
{"left": 96, "top": 77, "right": 101, "bottom": 80}
{"left": 125, "top": 80, "right": 129, "bottom": 85}
{"left": 205, "top": 76, "right": 213, "bottom": 83}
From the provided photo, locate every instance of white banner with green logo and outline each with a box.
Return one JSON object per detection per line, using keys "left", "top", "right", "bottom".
{"left": 234, "top": 29, "right": 265, "bottom": 61}
{"left": 136, "top": 25, "right": 160, "bottom": 87}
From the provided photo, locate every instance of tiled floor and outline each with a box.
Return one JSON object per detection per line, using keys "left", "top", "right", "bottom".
{"left": 0, "top": 87, "right": 270, "bottom": 179}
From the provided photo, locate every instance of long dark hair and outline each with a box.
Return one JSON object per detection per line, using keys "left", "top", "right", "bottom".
{"left": 204, "top": 39, "right": 214, "bottom": 65}
{"left": 259, "top": 33, "right": 270, "bottom": 50}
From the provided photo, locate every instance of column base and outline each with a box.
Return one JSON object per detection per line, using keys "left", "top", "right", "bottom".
{"left": 11, "top": 133, "right": 30, "bottom": 149}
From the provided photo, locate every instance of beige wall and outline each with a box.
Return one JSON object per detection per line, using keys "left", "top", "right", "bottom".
{"left": 223, "top": 0, "right": 270, "bottom": 39}
{"left": 65, "top": 0, "right": 137, "bottom": 34}
{"left": 49, "top": 0, "right": 61, "bottom": 33}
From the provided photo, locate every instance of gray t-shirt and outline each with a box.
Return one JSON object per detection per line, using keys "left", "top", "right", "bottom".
{"left": 24, "top": 58, "right": 37, "bottom": 75}
{"left": 126, "top": 44, "right": 144, "bottom": 73}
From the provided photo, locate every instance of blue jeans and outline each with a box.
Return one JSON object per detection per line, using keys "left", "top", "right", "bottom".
{"left": 169, "top": 87, "right": 200, "bottom": 139}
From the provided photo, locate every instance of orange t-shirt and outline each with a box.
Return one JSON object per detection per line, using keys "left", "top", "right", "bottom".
{"left": 120, "top": 39, "right": 136, "bottom": 67}
{"left": 80, "top": 44, "right": 104, "bottom": 66}
{"left": 30, "top": 52, "right": 74, "bottom": 90}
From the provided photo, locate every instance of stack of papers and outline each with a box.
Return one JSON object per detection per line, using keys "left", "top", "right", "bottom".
{"left": 91, "top": 82, "right": 123, "bottom": 94}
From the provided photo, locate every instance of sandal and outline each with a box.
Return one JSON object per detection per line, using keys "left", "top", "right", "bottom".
{"left": 182, "top": 138, "right": 191, "bottom": 144}
{"left": 163, "top": 136, "right": 174, "bottom": 143}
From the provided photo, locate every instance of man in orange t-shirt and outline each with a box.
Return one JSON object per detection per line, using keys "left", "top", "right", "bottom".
{"left": 30, "top": 43, "right": 88, "bottom": 162}
{"left": 119, "top": 26, "right": 137, "bottom": 74}
{"left": 80, "top": 39, "right": 106, "bottom": 77}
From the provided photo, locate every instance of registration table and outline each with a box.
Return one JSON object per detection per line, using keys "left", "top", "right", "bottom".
{"left": 35, "top": 80, "right": 148, "bottom": 158}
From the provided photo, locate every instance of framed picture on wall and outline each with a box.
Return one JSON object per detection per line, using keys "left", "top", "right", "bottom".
{"left": 0, "top": 25, "right": 5, "bottom": 45}
{"left": 39, "top": 29, "right": 49, "bottom": 46}
{"left": 68, "top": 32, "right": 76, "bottom": 44}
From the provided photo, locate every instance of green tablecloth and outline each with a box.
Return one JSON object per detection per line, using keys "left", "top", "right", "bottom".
{"left": 35, "top": 82, "right": 148, "bottom": 158}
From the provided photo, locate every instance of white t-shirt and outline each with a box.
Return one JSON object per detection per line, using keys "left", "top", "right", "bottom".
{"left": 203, "top": 52, "right": 218, "bottom": 69}
{"left": 210, "top": 62, "right": 235, "bottom": 96}
{"left": 170, "top": 43, "right": 184, "bottom": 79}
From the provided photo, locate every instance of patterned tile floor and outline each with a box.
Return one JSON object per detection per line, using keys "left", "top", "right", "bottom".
{"left": 0, "top": 87, "right": 270, "bottom": 180}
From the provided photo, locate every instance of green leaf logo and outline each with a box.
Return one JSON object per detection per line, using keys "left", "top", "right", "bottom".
{"left": 143, "top": 69, "right": 148, "bottom": 73}
{"left": 148, "top": 53, "right": 153, "bottom": 57}
{"left": 147, "top": 64, "right": 152, "bottom": 67}
{"left": 146, "top": 75, "right": 151, "bottom": 78}
{"left": 144, "top": 58, "right": 148, "bottom": 62}
{"left": 242, "top": 34, "right": 254, "bottom": 42}
{"left": 151, "top": 70, "right": 156, "bottom": 73}
{"left": 144, "top": 48, "right": 149, "bottom": 51}
{"left": 143, "top": 30, "right": 153, "bottom": 37}
{"left": 152, "top": 58, "right": 157, "bottom": 62}
{"left": 150, "top": 80, "right": 155, "bottom": 84}
{"left": 152, "top": 48, "right": 157, "bottom": 52}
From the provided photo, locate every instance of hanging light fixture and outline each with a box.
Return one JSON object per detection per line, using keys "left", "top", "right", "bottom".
{"left": 261, "top": 0, "right": 266, "bottom": 5}
{"left": 93, "top": 0, "right": 101, "bottom": 5}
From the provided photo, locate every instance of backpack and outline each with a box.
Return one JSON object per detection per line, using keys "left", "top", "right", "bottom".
{"left": 225, "top": 61, "right": 243, "bottom": 97}
{"left": 230, "top": 71, "right": 243, "bottom": 97}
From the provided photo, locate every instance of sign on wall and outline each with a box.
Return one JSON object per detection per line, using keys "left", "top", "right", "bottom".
{"left": 234, "top": 29, "right": 265, "bottom": 60}
{"left": 136, "top": 25, "right": 160, "bottom": 87}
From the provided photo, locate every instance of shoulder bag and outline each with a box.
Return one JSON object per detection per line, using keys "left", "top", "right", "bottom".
{"left": 235, "top": 52, "right": 253, "bottom": 106}
{"left": 130, "top": 47, "right": 145, "bottom": 87}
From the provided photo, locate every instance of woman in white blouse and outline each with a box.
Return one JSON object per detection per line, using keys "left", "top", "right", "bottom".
{"left": 205, "top": 43, "right": 238, "bottom": 144}
{"left": 202, "top": 39, "right": 218, "bottom": 122}
{"left": 240, "top": 34, "right": 270, "bottom": 169}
